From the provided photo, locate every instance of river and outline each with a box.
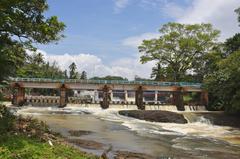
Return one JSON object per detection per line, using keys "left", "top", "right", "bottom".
{"left": 16, "top": 105, "right": 240, "bottom": 159}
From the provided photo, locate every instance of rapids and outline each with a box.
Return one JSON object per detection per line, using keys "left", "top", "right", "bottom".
{"left": 16, "top": 105, "right": 240, "bottom": 159}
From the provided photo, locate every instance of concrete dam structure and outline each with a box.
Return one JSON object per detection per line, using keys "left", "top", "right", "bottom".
{"left": 10, "top": 78, "right": 208, "bottom": 111}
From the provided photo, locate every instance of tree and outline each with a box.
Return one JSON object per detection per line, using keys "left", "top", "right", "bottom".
{"left": 69, "top": 62, "right": 77, "bottom": 79}
{"left": 17, "top": 53, "right": 65, "bottom": 79}
{"left": 139, "top": 23, "right": 220, "bottom": 82}
{"left": 80, "top": 71, "right": 87, "bottom": 80}
{"left": 225, "top": 33, "right": 240, "bottom": 55}
{"left": 0, "top": 0, "right": 65, "bottom": 83}
{"left": 64, "top": 70, "right": 68, "bottom": 79}
{"left": 205, "top": 50, "right": 240, "bottom": 113}
{"left": 235, "top": 7, "right": 240, "bottom": 25}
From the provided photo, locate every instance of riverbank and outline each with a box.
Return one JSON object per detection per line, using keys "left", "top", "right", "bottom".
{"left": 119, "top": 110, "right": 188, "bottom": 123}
{"left": 0, "top": 104, "right": 98, "bottom": 159}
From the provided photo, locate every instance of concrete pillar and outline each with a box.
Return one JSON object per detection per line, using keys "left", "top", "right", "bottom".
{"left": 94, "top": 90, "right": 99, "bottom": 102}
{"left": 124, "top": 90, "right": 128, "bottom": 103}
{"left": 201, "top": 91, "right": 208, "bottom": 106}
{"left": 110, "top": 90, "right": 113, "bottom": 101}
{"left": 59, "top": 85, "right": 67, "bottom": 108}
{"left": 100, "top": 85, "right": 110, "bottom": 109}
{"left": 173, "top": 87, "right": 185, "bottom": 111}
{"left": 154, "top": 90, "right": 158, "bottom": 104}
{"left": 135, "top": 86, "right": 144, "bottom": 110}
{"left": 15, "top": 87, "right": 25, "bottom": 106}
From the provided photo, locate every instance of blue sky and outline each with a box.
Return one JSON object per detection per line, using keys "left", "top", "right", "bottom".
{"left": 38, "top": 0, "right": 240, "bottom": 79}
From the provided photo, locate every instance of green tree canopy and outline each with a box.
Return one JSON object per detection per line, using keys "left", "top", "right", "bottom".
{"left": 17, "top": 52, "right": 65, "bottom": 79}
{"left": 69, "top": 62, "right": 78, "bottom": 79}
{"left": 139, "top": 22, "right": 220, "bottom": 82}
{"left": 80, "top": 71, "right": 87, "bottom": 80}
{"left": 0, "top": 0, "right": 65, "bottom": 82}
{"left": 235, "top": 7, "right": 240, "bottom": 25}
{"left": 225, "top": 33, "right": 240, "bottom": 55}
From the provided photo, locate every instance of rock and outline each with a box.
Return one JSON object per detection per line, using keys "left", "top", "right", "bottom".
{"left": 68, "top": 139, "right": 104, "bottom": 150}
{"left": 114, "top": 151, "right": 154, "bottom": 159}
{"left": 119, "top": 110, "right": 187, "bottom": 124}
{"left": 68, "top": 130, "right": 92, "bottom": 137}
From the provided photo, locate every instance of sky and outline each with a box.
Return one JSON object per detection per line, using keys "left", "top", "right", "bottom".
{"left": 37, "top": 0, "right": 240, "bottom": 80}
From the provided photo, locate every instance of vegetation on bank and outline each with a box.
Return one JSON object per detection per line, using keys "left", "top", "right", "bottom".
{"left": 0, "top": 104, "right": 99, "bottom": 159}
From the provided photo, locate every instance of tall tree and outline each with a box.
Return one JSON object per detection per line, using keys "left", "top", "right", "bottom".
{"left": 64, "top": 70, "right": 68, "bottom": 79}
{"left": 225, "top": 33, "right": 240, "bottom": 55}
{"left": 80, "top": 71, "right": 87, "bottom": 80}
{"left": 69, "top": 62, "right": 77, "bottom": 79}
{"left": 139, "top": 23, "right": 220, "bottom": 82}
{"left": 0, "top": 0, "right": 65, "bottom": 82}
{"left": 235, "top": 7, "right": 240, "bottom": 25}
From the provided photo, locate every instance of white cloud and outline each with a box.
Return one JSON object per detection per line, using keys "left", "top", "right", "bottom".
{"left": 37, "top": 50, "right": 154, "bottom": 80}
{"left": 122, "top": 32, "right": 160, "bottom": 48}
{"left": 114, "top": 0, "right": 130, "bottom": 13}
{"left": 123, "top": 0, "right": 240, "bottom": 45}
{"left": 166, "top": 0, "right": 240, "bottom": 40}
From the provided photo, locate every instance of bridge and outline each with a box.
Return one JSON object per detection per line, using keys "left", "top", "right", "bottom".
{"left": 10, "top": 77, "right": 208, "bottom": 111}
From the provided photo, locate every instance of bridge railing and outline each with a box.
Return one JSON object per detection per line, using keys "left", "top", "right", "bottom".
{"left": 10, "top": 77, "right": 202, "bottom": 88}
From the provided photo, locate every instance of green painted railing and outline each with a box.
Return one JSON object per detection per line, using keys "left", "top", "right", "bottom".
{"left": 10, "top": 77, "right": 202, "bottom": 88}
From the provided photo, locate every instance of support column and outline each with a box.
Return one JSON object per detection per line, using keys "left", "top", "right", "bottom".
{"left": 110, "top": 90, "right": 113, "bottom": 102}
{"left": 173, "top": 87, "right": 185, "bottom": 111}
{"left": 59, "top": 85, "right": 67, "bottom": 108}
{"left": 100, "top": 85, "right": 110, "bottom": 109}
{"left": 201, "top": 91, "right": 208, "bottom": 106}
{"left": 94, "top": 90, "right": 99, "bottom": 103}
{"left": 14, "top": 87, "right": 25, "bottom": 106}
{"left": 135, "top": 86, "right": 144, "bottom": 110}
{"left": 154, "top": 90, "right": 158, "bottom": 104}
{"left": 124, "top": 90, "right": 128, "bottom": 103}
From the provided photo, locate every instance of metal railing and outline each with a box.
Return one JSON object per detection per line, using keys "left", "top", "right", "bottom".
{"left": 10, "top": 77, "right": 202, "bottom": 88}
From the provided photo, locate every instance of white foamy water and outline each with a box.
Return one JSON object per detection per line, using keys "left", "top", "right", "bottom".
{"left": 15, "top": 105, "right": 240, "bottom": 159}
{"left": 17, "top": 106, "right": 240, "bottom": 144}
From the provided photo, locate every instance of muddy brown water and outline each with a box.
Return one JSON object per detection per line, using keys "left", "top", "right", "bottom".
{"left": 17, "top": 106, "right": 240, "bottom": 159}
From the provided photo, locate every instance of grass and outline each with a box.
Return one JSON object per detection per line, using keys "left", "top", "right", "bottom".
{"left": 0, "top": 104, "right": 99, "bottom": 159}
{"left": 0, "top": 134, "right": 97, "bottom": 159}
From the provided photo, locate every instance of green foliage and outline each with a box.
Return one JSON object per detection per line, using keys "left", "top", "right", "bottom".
{"left": 17, "top": 52, "right": 65, "bottom": 79}
{"left": 0, "top": 0, "right": 65, "bottom": 83}
{"left": 205, "top": 51, "right": 240, "bottom": 113}
{"left": 0, "top": 105, "right": 15, "bottom": 133}
{"left": 139, "top": 22, "right": 220, "bottom": 82}
{"left": 80, "top": 71, "right": 87, "bottom": 80}
{"left": 0, "top": 104, "right": 97, "bottom": 159}
{"left": 235, "top": 7, "right": 240, "bottom": 25}
{"left": 225, "top": 33, "right": 240, "bottom": 54}
{"left": 69, "top": 62, "right": 78, "bottom": 79}
{"left": 0, "top": 135, "right": 97, "bottom": 159}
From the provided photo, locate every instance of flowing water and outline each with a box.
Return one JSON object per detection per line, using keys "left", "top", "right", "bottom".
{"left": 16, "top": 105, "right": 240, "bottom": 159}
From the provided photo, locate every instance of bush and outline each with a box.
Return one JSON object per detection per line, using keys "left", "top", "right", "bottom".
{"left": 0, "top": 104, "right": 15, "bottom": 133}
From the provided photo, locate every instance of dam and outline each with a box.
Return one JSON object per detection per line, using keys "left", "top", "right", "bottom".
{"left": 10, "top": 77, "right": 208, "bottom": 111}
